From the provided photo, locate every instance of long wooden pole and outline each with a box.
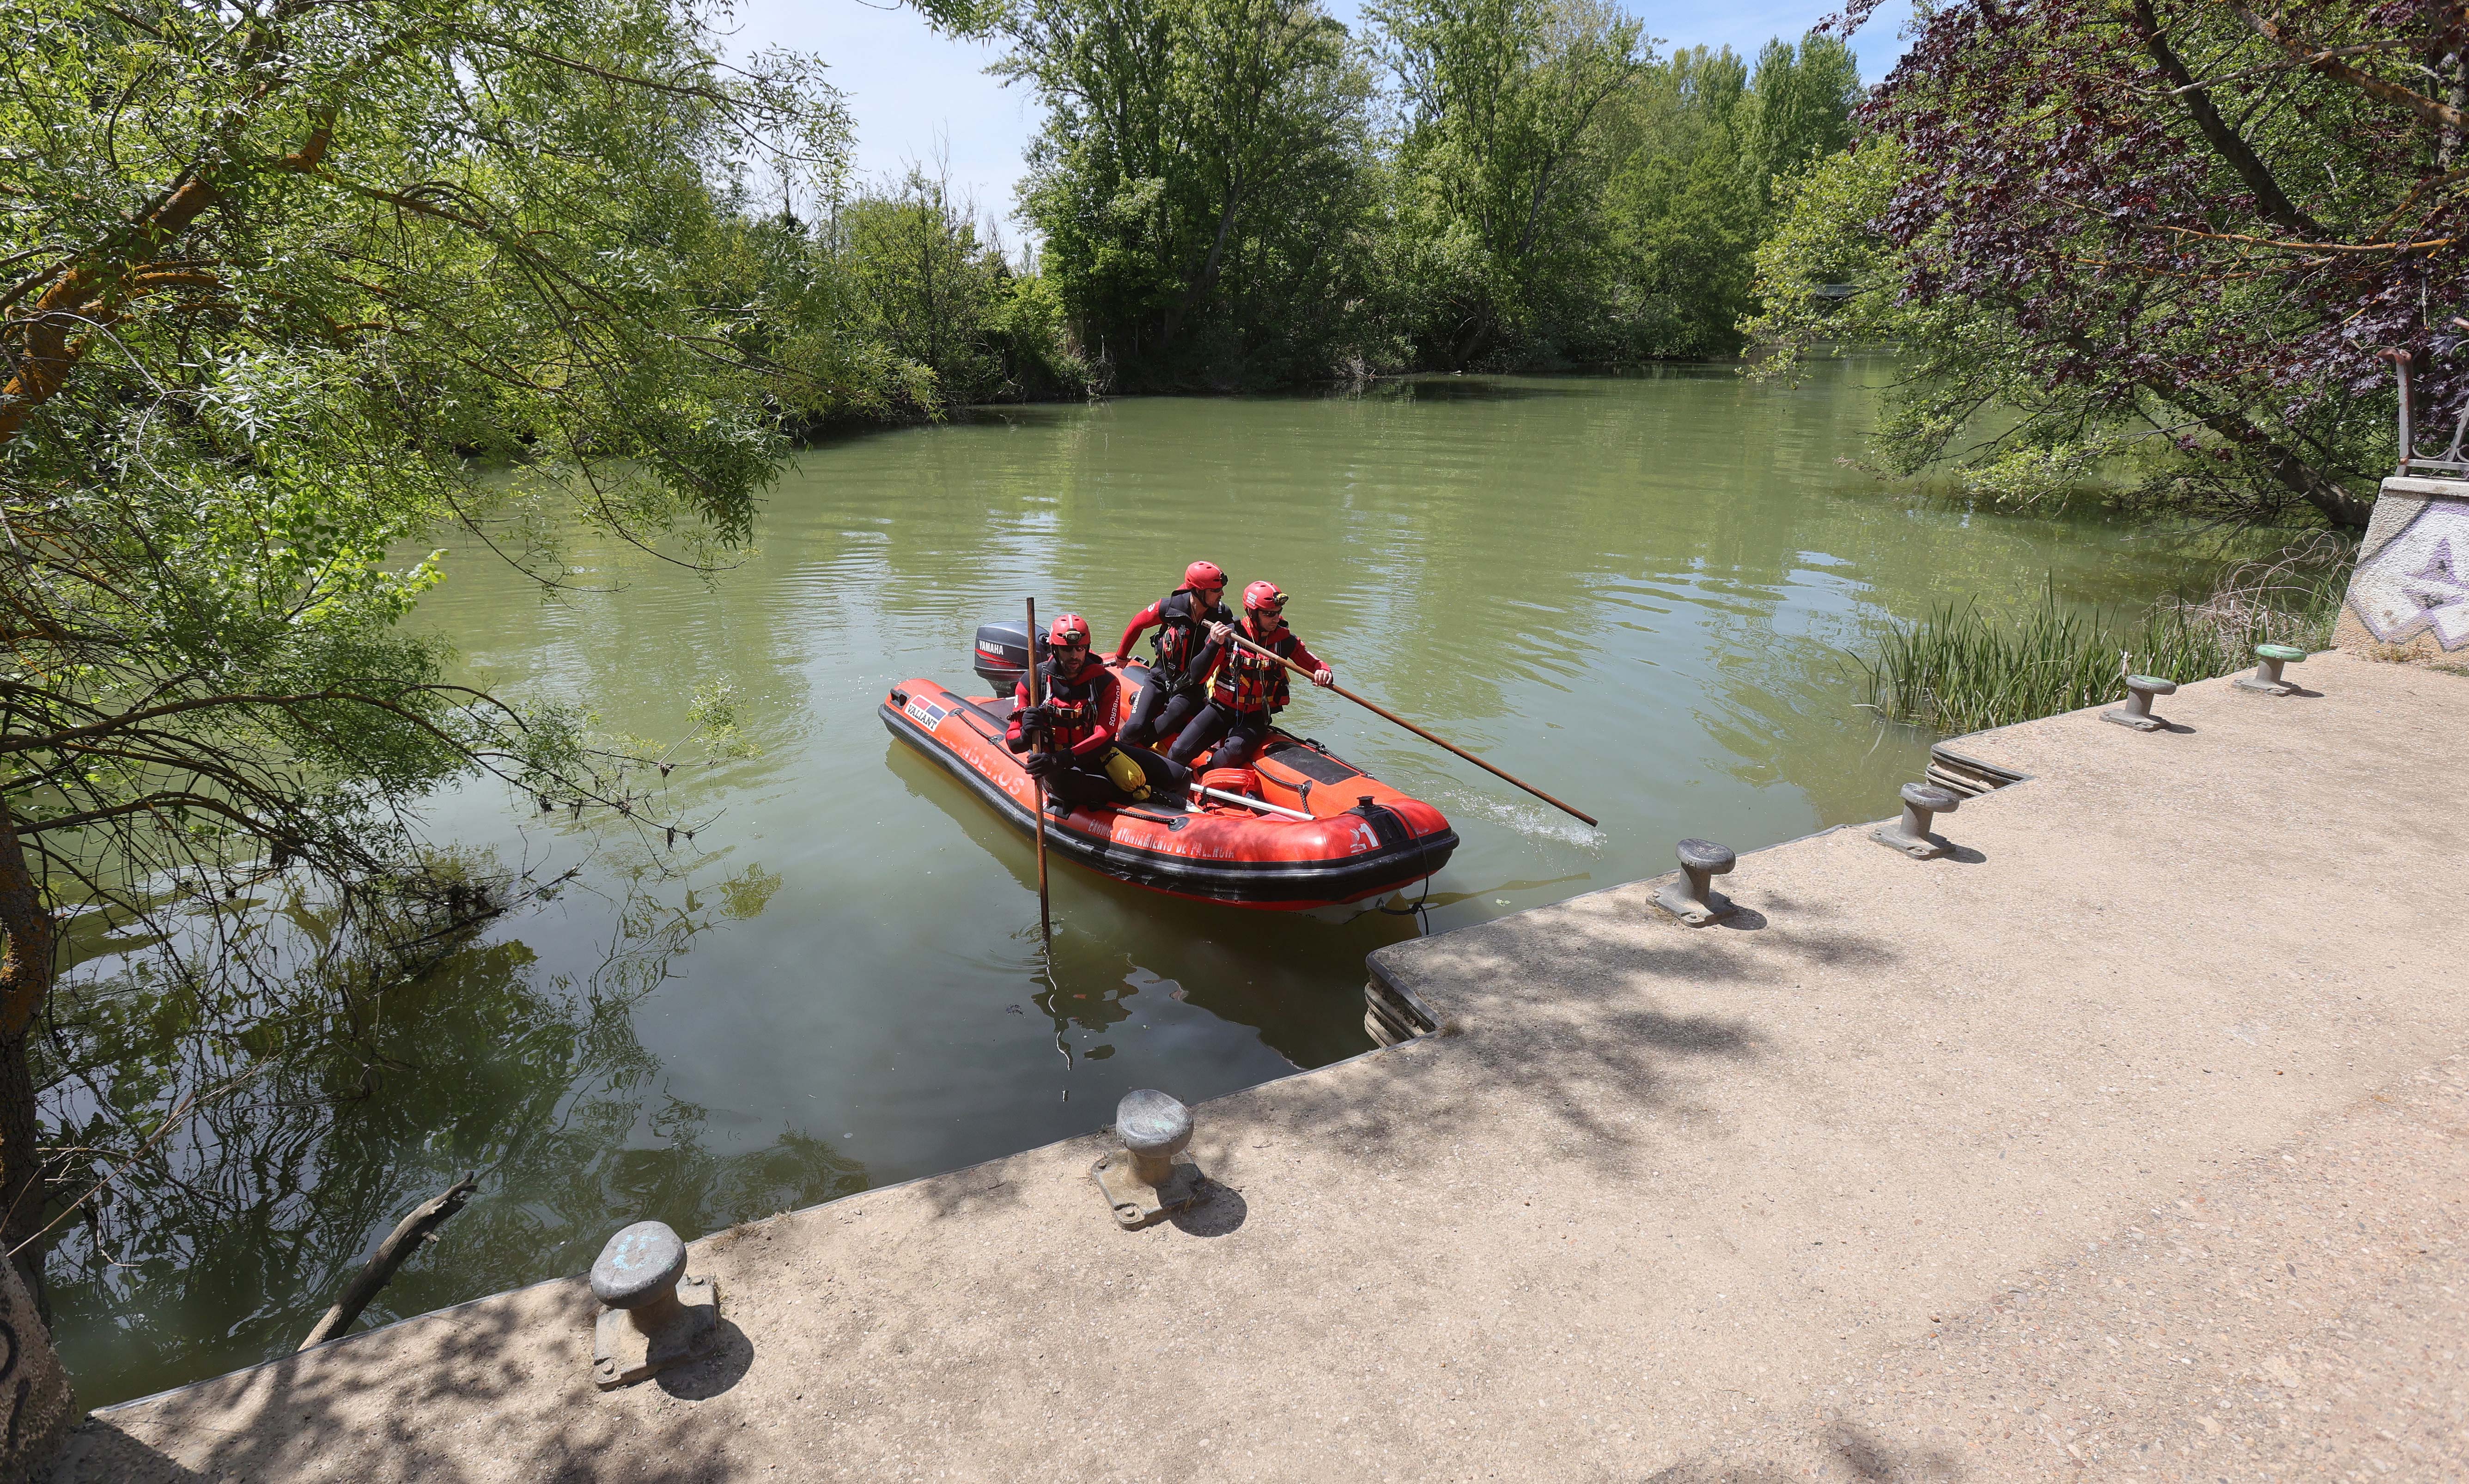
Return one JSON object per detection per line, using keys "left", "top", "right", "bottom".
{"left": 1224, "top": 630, "right": 1598, "bottom": 828}
{"left": 1025, "top": 598, "right": 1052, "bottom": 943}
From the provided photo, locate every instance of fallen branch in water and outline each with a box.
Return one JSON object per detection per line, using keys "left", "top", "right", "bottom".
{"left": 299, "top": 1176, "right": 480, "bottom": 1350}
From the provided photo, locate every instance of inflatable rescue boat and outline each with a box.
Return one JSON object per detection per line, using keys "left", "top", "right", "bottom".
{"left": 881, "top": 621, "right": 1458, "bottom": 909}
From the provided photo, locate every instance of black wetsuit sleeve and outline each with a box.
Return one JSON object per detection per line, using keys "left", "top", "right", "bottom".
{"left": 1187, "top": 632, "right": 1227, "bottom": 681}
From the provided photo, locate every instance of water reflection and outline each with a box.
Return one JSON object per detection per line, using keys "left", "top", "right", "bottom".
{"left": 49, "top": 861, "right": 863, "bottom": 1406}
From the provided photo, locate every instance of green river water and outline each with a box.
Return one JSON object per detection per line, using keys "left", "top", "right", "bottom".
{"left": 60, "top": 360, "right": 2217, "bottom": 1405}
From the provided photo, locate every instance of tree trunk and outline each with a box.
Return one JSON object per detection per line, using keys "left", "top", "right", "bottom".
{"left": 1164, "top": 178, "right": 1244, "bottom": 353}
{"left": 2200, "top": 402, "right": 2374, "bottom": 529}
{"left": 0, "top": 804, "right": 54, "bottom": 1315}
{"left": 1450, "top": 312, "right": 1496, "bottom": 371}
{"left": 0, "top": 1254, "right": 73, "bottom": 1480}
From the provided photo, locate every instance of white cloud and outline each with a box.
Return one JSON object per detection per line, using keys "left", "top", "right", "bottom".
{"left": 723, "top": 0, "right": 1916, "bottom": 235}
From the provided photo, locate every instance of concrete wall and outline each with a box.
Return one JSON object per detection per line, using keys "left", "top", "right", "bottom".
{"left": 2335, "top": 474, "right": 2469, "bottom": 662}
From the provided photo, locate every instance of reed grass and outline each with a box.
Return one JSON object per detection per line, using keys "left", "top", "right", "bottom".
{"left": 1858, "top": 541, "right": 2349, "bottom": 737}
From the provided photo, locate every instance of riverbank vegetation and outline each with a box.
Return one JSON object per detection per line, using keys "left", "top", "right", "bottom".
{"left": 962, "top": 0, "right": 1859, "bottom": 388}
{"left": 667, "top": 1, "right": 1864, "bottom": 412}
{"left": 1859, "top": 544, "right": 2348, "bottom": 737}
{"left": 1752, "top": 0, "right": 2457, "bottom": 534}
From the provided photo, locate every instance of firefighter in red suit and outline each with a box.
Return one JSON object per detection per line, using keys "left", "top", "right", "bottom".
{"left": 1008, "top": 614, "right": 1188, "bottom": 806}
{"left": 1113, "top": 560, "right": 1234, "bottom": 748}
{"left": 1165, "top": 581, "right": 1334, "bottom": 771}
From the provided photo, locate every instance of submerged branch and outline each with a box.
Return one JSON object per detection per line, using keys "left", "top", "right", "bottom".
{"left": 298, "top": 1175, "right": 479, "bottom": 1349}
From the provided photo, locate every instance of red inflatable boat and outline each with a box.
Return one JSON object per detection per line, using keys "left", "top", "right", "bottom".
{"left": 881, "top": 622, "right": 1457, "bottom": 909}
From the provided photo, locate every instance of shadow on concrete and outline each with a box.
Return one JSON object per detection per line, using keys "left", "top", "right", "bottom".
{"left": 655, "top": 1318, "right": 753, "bottom": 1400}
{"left": 53, "top": 1417, "right": 208, "bottom": 1483}
{"left": 61, "top": 1288, "right": 794, "bottom": 1484}
{"left": 1313, "top": 882, "right": 1908, "bottom": 1179}
{"left": 1170, "top": 1179, "right": 1247, "bottom": 1237}
{"left": 1639, "top": 1419, "right": 1964, "bottom": 1482}
{"left": 918, "top": 1167, "right": 1028, "bottom": 1223}
{"left": 1826, "top": 1420, "right": 1962, "bottom": 1480}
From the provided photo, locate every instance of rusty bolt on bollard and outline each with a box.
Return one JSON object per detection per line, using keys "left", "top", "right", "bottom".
{"left": 1090, "top": 1089, "right": 1203, "bottom": 1230}
{"left": 2102, "top": 674, "right": 2178, "bottom": 733}
{"left": 2233, "top": 643, "right": 2307, "bottom": 697}
{"left": 1874, "top": 782, "right": 1959, "bottom": 860}
{"left": 1652, "top": 838, "right": 1739, "bottom": 926}
{"left": 589, "top": 1220, "right": 720, "bottom": 1389}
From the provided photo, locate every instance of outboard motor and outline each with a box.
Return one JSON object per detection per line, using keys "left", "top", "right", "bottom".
{"left": 973, "top": 620, "right": 1032, "bottom": 692}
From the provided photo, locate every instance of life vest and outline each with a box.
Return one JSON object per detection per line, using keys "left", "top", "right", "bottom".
{"left": 1149, "top": 589, "right": 1229, "bottom": 690}
{"left": 1037, "top": 658, "right": 1112, "bottom": 750}
{"left": 1212, "top": 625, "right": 1296, "bottom": 713}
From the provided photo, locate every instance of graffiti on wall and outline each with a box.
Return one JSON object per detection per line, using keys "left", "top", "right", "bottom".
{"left": 2349, "top": 499, "right": 2469, "bottom": 651}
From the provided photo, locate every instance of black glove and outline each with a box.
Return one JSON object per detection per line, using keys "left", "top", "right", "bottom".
{"left": 1023, "top": 752, "right": 1058, "bottom": 778}
{"left": 1016, "top": 704, "right": 1051, "bottom": 730}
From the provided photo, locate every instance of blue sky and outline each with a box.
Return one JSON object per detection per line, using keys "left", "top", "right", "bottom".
{"left": 723, "top": 0, "right": 1916, "bottom": 239}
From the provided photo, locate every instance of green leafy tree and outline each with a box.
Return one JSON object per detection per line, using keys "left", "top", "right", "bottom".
{"left": 1370, "top": 0, "right": 1648, "bottom": 367}
{"left": 1589, "top": 35, "right": 1861, "bottom": 361}
{"left": 995, "top": 0, "right": 1373, "bottom": 386}
{"left": 840, "top": 169, "right": 1008, "bottom": 404}
{"left": 1744, "top": 31, "right": 1862, "bottom": 201}
{"left": 705, "top": 209, "right": 943, "bottom": 428}
{"left": 1595, "top": 46, "right": 1761, "bottom": 359}
{"left": 0, "top": 0, "right": 845, "bottom": 1316}
{"left": 833, "top": 166, "right": 1093, "bottom": 405}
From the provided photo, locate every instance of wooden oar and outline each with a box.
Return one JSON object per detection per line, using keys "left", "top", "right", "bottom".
{"left": 1025, "top": 597, "right": 1051, "bottom": 943}
{"left": 1222, "top": 630, "right": 1598, "bottom": 828}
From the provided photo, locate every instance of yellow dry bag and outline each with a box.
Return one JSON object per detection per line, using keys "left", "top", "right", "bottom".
{"left": 1101, "top": 747, "right": 1151, "bottom": 801}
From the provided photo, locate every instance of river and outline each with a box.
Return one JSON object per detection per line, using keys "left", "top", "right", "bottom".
{"left": 56, "top": 359, "right": 2214, "bottom": 1405}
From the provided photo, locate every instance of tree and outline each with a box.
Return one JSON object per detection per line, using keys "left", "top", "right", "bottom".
{"left": 1744, "top": 31, "right": 1862, "bottom": 201}
{"left": 1754, "top": 0, "right": 2460, "bottom": 529}
{"left": 994, "top": 0, "right": 1373, "bottom": 386}
{"left": 1370, "top": 0, "right": 1648, "bottom": 367}
{"left": 840, "top": 168, "right": 1008, "bottom": 403}
{"left": 0, "top": 0, "right": 844, "bottom": 1319}
{"left": 829, "top": 166, "right": 1095, "bottom": 406}
{"left": 1597, "top": 46, "right": 1763, "bottom": 359}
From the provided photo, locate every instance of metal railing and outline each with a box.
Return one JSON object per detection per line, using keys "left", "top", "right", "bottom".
{"left": 2382, "top": 348, "right": 2469, "bottom": 478}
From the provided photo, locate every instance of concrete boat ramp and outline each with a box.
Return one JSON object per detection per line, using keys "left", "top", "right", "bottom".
{"left": 67, "top": 652, "right": 2469, "bottom": 1481}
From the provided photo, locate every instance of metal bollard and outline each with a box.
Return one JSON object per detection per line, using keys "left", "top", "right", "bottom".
{"left": 589, "top": 1220, "right": 720, "bottom": 1389}
{"left": 1874, "top": 782, "right": 1959, "bottom": 859}
{"left": 1652, "top": 838, "right": 1738, "bottom": 926}
{"left": 1090, "top": 1089, "right": 1202, "bottom": 1229}
{"left": 2102, "top": 674, "right": 2177, "bottom": 732}
{"left": 2233, "top": 643, "right": 2306, "bottom": 696}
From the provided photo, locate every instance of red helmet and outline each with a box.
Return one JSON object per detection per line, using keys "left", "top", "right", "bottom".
{"left": 1046, "top": 613, "right": 1091, "bottom": 647}
{"left": 1182, "top": 560, "right": 1226, "bottom": 591}
{"left": 1242, "top": 580, "right": 1285, "bottom": 613}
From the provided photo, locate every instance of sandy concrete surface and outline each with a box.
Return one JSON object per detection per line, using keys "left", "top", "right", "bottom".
{"left": 62, "top": 652, "right": 2468, "bottom": 1482}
